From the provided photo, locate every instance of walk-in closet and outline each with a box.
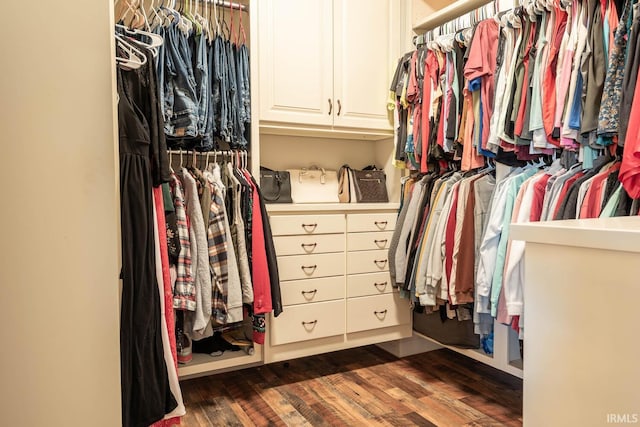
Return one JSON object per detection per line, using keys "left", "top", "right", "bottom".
{"left": 2, "top": 0, "right": 639, "bottom": 426}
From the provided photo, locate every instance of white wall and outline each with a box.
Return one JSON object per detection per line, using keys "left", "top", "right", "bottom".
{"left": 0, "top": 1, "right": 122, "bottom": 426}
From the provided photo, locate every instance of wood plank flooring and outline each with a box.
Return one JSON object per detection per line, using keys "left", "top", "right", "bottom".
{"left": 179, "top": 346, "right": 523, "bottom": 426}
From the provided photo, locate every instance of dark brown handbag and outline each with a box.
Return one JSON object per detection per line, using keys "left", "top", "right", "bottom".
{"left": 260, "top": 167, "right": 293, "bottom": 203}
{"left": 352, "top": 166, "right": 389, "bottom": 203}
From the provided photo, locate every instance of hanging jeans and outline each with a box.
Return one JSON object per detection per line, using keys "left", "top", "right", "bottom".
{"left": 164, "top": 24, "right": 199, "bottom": 141}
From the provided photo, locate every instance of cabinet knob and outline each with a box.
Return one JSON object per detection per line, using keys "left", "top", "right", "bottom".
{"left": 301, "top": 265, "right": 318, "bottom": 275}
{"left": 302, "top": 320, "right": 318, "bottom": 329}
{"left": 374, "top": 310, "right": 388, "bottom": 319}
{"left": 301, "top": 289, "right": 318, "bottom": 299}
{"left": 328, "top": 98, "right": 333, "bottom": 115}
{"left": 337, "top": 99, "right": 342, "bottom": 116}
{"left": 374, "top": 239, "right": 388, "bottom": 248}
{"left": 301, "top": 223, "right": 318, "bottom": 233}
{"left": 374, "top": 221, "right": 388, "bottom": 229}
{"left": 301, "top": 243, "right": 318, "bottom": 253}
{"left": 374, "top": 281, "right": 388, "bottom": 291}
{"left": 374, "top": 259, "right": 388, "bottom": 269}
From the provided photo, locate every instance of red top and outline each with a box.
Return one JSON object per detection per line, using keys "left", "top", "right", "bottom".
{"left": 529, "top": 174, "right": 552, "bottom": 222}
{"left": 542, "top": 6, "right": 568, "bottom": 145}
{"left": 464, "top": 19, "right": 500, "bottom": 151}
{"left": 151, "top": 186, "right": 181, "bottom": 427}
{"left": 244, "top": 171, "right": 272, "bottom": 316}
{"left": 552, "top": 172, "right": 585, "bottom": 219}
{"left": 620, "top": 74, "right": 640, "bottom": 198}
{"left": 581, "top": 164, "right": 620, "bottom": 218}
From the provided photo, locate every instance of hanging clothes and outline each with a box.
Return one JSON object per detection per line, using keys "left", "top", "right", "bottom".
{"left": 116, "top": 48, "right": 177, "bottom": 427}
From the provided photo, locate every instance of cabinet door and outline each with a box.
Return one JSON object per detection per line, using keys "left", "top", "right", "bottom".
{"left": 258, "top": 0, "right": 334, "bottom": 126}
{"left": 332, "top": 0, "right": 396, "bottom": 131}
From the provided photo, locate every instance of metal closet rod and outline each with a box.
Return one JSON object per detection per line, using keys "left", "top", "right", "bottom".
{"left": 167, "top": 149, "right": 248, "bottom": 155}
{"left": 176, "top": 0, "right": 249, "bottom": 12}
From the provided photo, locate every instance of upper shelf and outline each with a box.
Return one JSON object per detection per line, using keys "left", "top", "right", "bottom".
{"left": 260, "top": 122, "right": 394, "bottom": 141}
{"left": 413, "top": 0, "right": 493, "bottom": 32}
{"left": 511, "top": 217, "right": 640, "bottom": 253}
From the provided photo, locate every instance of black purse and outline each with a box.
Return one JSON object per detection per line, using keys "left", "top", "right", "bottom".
{"left": 260, "top": 167, "right": 293, "bottom": 204}
{"left": 352, "top": 166, "right": 389, "bottom": 203}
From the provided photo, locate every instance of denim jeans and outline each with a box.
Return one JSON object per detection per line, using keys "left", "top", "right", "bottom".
{"left": 214, "top": 35, "right": 230, "bottom": 143}
{"left": 235, "top": 43, "right": 251, "bottom": 148}
{"left": 164, "top": 24, "right": 198, "bottom": 140}
{"left": 193, "top": 32, "right": 213, "bottom": 150}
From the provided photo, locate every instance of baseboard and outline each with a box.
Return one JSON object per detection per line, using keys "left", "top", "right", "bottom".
{"left": 376, "top": 332, "right": 443, "bottom": 358}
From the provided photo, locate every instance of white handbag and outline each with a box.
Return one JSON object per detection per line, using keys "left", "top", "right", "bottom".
{"left": 287, "top": 166, "right": 340, "bottom": 203}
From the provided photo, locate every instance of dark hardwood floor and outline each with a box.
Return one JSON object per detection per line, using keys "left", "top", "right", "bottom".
{"left": 179, "top": 346, "right": 523, "bottom": 426}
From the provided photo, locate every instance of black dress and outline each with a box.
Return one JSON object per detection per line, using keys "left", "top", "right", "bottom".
{"left": 117, "top": 52, "right": 176, "bottom": 427}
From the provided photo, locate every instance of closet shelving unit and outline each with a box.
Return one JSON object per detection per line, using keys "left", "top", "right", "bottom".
{"left": 164, "top": 0, "right": 266, "bottom": 380}
{"left": 395, "top": 0, "right": 524, "bottom": 380}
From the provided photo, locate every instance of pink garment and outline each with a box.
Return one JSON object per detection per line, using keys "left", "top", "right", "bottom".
{"left": 242, "top": 171, "right": 272, "bottom": 345}
{"left": 407, "top": 51, "right": 421, "bottom": 162}
{"left": 464, "top": 19, "right": 500, "bottom": 151}
{"left": 151, "top": 187, "right": 181, "bottom": 427}
{"left": 421, "top": 51, "right": 438, "bottom": 173}
{"left": 581, "top": 164, "right": 620, "bottom": 218}
{"left": 619, "top": 75, "right": 640, "bottom": 198}
{"left": 554, "top": 5, "right": 578, "bottom": 129}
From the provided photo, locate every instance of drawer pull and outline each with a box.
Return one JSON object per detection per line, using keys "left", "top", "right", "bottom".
{"left": 301, "top": 223, "right": 318, "bottom": 233}
{"left": 301, "top": 265, "right": 318, "bottom": 275}
{"left": 374, "top": 239, "right": 388, "bottom": 248}
{"left": 374, "top": 309, "right": 388, "bottom": 319}
{"left": 301, "top": 289, "right": 318, "bottom": 299}
{"left": 374, "top": 259, "right": 388, "bottom": 269}
{"left": 374, "top": 281, "right": 388, "bottom": 291}
{"left": 300, "top": 243, "right": 318, "bottom": 253}
{"left": 374, "top": 221, "right": 389, "bottom": 229}
{"left": 301, "top": 320, "right": 318, "bottom": 329}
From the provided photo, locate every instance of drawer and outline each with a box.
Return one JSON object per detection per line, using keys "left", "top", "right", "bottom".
{"left": 347, "top": 293, "right": 410, "bottom": 333}
{"left": 270, "top": 300, "right": 345, "bottom": 346}
{"left": 347, "top": 250, "right": 389, "bottom": 275}
{"left": 347, "top": 272, "right": 392, "bottom": 298}
{"left": 270, "top": 214, "right": 345, "bottom": 236}
{"left": 281, "top": 276, "right": 345, "bottom": 306}
{"left": 346, "top": 213, "right": 397, "bottom": 233}
{"left": 274, "top": 233, "right": 345, "bottom": 256}
{"left": 347, "top": 231, "right": 393, "bottom": 252}
{"left": 278, "top": 252, "right": 345, "bottom": 281}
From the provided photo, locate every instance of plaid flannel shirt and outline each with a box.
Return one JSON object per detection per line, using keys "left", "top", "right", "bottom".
{"left": 170, "top": 173, "right": 196, "bottom": 310}
{"left": 206, "top": 178, "right": 230, "bottom": 324}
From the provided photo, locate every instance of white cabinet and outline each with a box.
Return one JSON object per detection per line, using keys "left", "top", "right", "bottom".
{"left": 266, "top": 207, "right": 411, "bottom": 363}
{"left": 257, "top": 0, "right": 333, "bottom": 127}
{"left": 257, "top": 0, "right": 401, "bottom": 133}
{"left": 511, "top": 217, "right": 640, "bottom": 427}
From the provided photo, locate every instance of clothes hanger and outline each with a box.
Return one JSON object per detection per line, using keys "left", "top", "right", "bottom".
{"left": 229, "top": 1, "right": 236, "bottom": 45}
{"left": 220, "top": 4, "right": 231, "bottom": 40}
{"left": 115, "top": 33, "right": 147, "bottom": 69}
{"left": 238, "top": 2, "right": 247, "bottom": 45}
{"left": 184, "top": 0, "right": 203, "bottom": 35}
{"left": 115, "top": 24, "right": 164, "bottom": 51}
